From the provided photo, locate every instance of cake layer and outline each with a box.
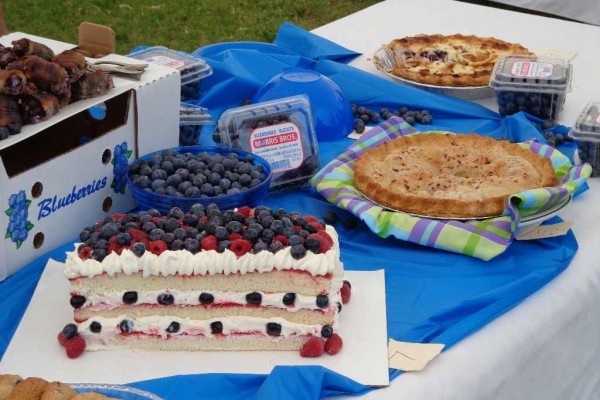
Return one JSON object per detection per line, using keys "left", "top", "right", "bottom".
{"left": 69, "top": 269, "right": 333, "bottom": 296}
{"left": 83, "top": 332, "right": 309, "bottom": 352}
{"left": 74, "top": 303, "right": 337, "bottom": 326}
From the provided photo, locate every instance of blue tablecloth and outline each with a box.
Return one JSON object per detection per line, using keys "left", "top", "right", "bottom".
{"left": 0, "top": 23, "right": 581, "bottom": 400}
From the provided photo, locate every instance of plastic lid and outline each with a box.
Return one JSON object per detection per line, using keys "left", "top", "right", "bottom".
{"left": 570, "top": 101, "right": 600, "bottom": 141}
{"left": 216, "top": 95, "right": 320, "bottom": 189}
{"left": 128, "top": 46, "right": 212, "bottom": 84}
{"left": 489, "top": 55, "right": 572, "bottom": 93}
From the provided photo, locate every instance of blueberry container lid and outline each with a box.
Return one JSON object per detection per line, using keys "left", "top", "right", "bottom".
{"left": 570, "top": 101, "right": 600, "bottom": 141}
{"left": 128, "top": 46, "right": 212, "bottom": 85}
{"left": 489, "top": 55, "right": 573, "bottom": 93}
{"left": 217, "top": 95, "right": 320, "bottom": 189}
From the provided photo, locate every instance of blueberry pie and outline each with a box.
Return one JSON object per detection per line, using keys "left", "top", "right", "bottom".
{"left": 382, "top": 34, "right": 531, "bottom": 87}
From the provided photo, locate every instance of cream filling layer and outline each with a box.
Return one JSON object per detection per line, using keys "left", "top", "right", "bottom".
{"left": 65, "top": 226, "right": 342, "bottom": 279}
{"left": 78, "top": 281, "right": 343, "bottom": 312}
{"left": 78, "top": 315, "right": 330, "bottom": 340}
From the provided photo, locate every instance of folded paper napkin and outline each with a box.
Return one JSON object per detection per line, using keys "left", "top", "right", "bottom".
{"left": 311, "top": 117, "right": 592, "bottom": 260}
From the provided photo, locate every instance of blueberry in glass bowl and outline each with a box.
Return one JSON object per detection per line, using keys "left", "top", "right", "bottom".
{"left": 127, "top": 146, "right": 272, "bottom": 214}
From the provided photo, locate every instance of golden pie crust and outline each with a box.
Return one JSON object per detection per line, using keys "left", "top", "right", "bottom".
{"left": 354, "top": 133, "right": 558, "bottom": 218}
{"left": 383, "top": 34, "right": 531, "bottom": 87}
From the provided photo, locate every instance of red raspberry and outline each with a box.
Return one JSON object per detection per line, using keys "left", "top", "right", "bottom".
{"left": 308, "top": 221, "right": 325, "bottom": 232}
{"left": 151, "top": 216, "right": 163, "bottom": 224}
{"left": 78, "top": 246, "right": 93, "bottom": 260}
{"left": 128, "top": 228, "right": 148, "bottom": 244}
{"left": 237, "top": 206, "right": 252, "bottom": 218}
{"left": 108, "top": 235, "right": 119, "bottom": 246}
{"left": 148, "top": 240, "right": 168, "bottom": 255}
{"left": 293, "top": 225, "right": 302, "bottom": 234}
{"left": 228, "top": 233, "right": 243, "bottom": 241}
{"left": 201, "top": 235, "right": 218, "bottom": 251}
{"left": 230, "top": 239, "right": 252, "bottom": 257}
{"left": 57, "top": 332, "right": 69, "bottom": 347}
{"left": 112, "top": 213, "right": 126, "bottom": 221}
{"left": 107, "top": 243, "right": 122, "bottom": 255}
{"left": 300, "top": 337, "right": 325, "bottom": 357}
{"left": 316, "top": 231, "right": 333, "bottom": 252}
{"left": 324, "top": 334, "right": 343, "bottom": 355}
{"left": 199, "top": 216, "right": 209, "bottom": 223}
{"left": 65, "top": 335, "right": 86, "bottom": 359}
{"left": 304, "top": 215, "right": 318, "bottom": 224}
{"left": 340, "top": 282, "right": 351, "bottom": 304}
{"left": 274, "top": 234, "right": 288, "bottom": 246}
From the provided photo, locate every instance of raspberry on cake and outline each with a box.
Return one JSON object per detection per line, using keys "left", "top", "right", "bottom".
{"left": 59, "top": 204, "right": 350, "bottom": 357}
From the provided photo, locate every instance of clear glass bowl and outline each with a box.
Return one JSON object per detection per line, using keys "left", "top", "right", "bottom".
{"left": 70, "top": 383, "right": 163, "bottom": 400}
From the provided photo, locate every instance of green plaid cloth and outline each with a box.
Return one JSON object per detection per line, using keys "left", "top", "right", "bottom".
{"left": 311, "top": 117, "right": 592, "bottom": 260}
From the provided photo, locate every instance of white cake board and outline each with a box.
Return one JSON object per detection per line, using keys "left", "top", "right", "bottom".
{"left": 0, "top": 260, "right": 389, "bottom": 387}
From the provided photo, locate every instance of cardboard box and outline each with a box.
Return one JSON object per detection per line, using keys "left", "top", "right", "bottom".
{"left": 0, "top": 32, "right": 181, "bottom": 281}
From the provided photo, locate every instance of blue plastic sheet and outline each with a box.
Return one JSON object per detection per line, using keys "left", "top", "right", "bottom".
{"left": 0, "top": 23, "right": 581, "bottom": 400}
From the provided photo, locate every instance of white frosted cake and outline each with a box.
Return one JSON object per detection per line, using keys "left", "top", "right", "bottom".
{"left": 58, "top": 205, "right": 351, "bottom": 358}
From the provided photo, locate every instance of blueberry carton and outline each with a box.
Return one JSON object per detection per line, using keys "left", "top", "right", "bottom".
{"left": 570, "top": 101, "right": 600, "bottom": 176}
{"left": 0, "top": 32, "right": 180, "bottom": 280}
{"left": 490, "top": 55, "right": 573, "bottom": 122}
{"left": 216, "top": 95, "right": 320, "bottom": 189}
{"left": 179, "top": 102, "right": 214, "bottom": 146}
{"left": 128, "top": 46, "right": 213, "bottom": 102}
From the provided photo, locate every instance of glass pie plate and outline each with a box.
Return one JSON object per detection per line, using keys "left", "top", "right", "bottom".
{"left": 372, "top": 46, "right": 495, "bottom": 100}
{"left": 69, "top": 383, "right": 163, "bottom": 400}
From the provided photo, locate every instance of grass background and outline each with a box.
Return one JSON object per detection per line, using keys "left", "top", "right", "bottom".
{"left": 2, "top": 0, "right": 380, "bottom": 55}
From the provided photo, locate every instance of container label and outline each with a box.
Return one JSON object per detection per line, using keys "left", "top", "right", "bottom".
{"left": 249, "top": 122, "right": 304, "bottom": 173}
{"left": 142, "top": 55, "right": 185, "bottom": 69}
{"left": 511, "top": 61, "right": 554, "bottom": 77}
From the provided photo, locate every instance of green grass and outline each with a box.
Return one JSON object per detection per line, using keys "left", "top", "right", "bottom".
{"left": 3, "top": 0, "right": 380, "bottom": 55}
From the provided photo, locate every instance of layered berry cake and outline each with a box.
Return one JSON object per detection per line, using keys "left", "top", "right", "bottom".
{"left": 58, "top": 204, "right": 351, "bottom": 358}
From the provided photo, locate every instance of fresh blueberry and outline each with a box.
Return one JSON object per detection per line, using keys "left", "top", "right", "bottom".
{"left": 62, "top": 323, "right": 78, "bottom": 339}
{"left": 166, "top": 321, "right": 180, "bottom": 334}
{"left": 199, "top": 292, "right": 214, "bottom": 304}
{"left": 149, "top": 228, "right": 165, "bottom": 241}
{"left": 119, "top": 319, "right": 134, "bottom": 333}
{"left": 305, "top": 237, "right": 321, "bottom": 253}
{"left": 321, "top": 325, "right": 333, "bottom": 338}
{"left": 343, "top": 218, "right": 358, "bottom": 230}
{"left": 290, "top": 244, "right": 306, "bottom": 259}
{"left": 316, "top": 295, "right": 329, "bottom": 309}
{"left": 132, "top": 242, "right": 146, "bottom": 257}
{"left": 184, "top": 238, "right": 200, "bottom": 254}
{"left": 168, "top": 207, "right": 185, "bottom": 219}
{"left": 266, "top": 322, "right": 282, "bottom": 336}
{"left": 91, "top": 248, "right": 107, "bottom": 262}
{"left": 323, "top": 211, "right": 338, "bottom": 225}
{"left": 170, "top": 239, "right": 185, "bottom": 250}
{"left": 89, "top": 321, "right": 102, "bottom": 333}
{"left": 157, "top": 293, "right": 175, "bottom": 305}
{"left": 217, "top": 239, "right": 231, "bottom": 253}
{"left": 115, "top": 232, "right": 132, "bottom": 246}
{"left": 282, "top": 293, "right": 296, "bottom": 306}
{"left": 185, "top": 186, "right": 201, "bottom": 197}
{"left": 246, "top": 292, "right": 262, "bottom": 305}
{"left": 253, "top": 241, "right": 269, "bottom": 253}
{"left": 210, "top": 321, "right": 223, "bottom": 334}
{"left": 123, "top": 291, "right": 138, "bottom": 304}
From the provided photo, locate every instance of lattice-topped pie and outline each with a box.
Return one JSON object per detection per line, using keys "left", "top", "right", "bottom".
{"left": 382, "top": 34, "right": 532, "bottom": 87}
{"left": 354, "top": 133, "right": 558, "bottom": 218}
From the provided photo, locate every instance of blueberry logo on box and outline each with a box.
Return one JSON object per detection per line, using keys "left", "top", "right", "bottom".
{"left": 111, "top": 142, "right": 132, "bottom": 194}
{"left": 4, "top": 190, "right": 34, "bottom": 249}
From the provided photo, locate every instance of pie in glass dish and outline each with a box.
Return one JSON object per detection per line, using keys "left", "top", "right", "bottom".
{"left": 353, "top": 133, "right": 558, "bottom": 218}
{"left": 382, "top": 34, "right": 532, "bottom": 87}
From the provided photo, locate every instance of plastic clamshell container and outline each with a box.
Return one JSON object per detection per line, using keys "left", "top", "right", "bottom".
{"left": 127, "top": 146, "right": 272, "bottom": 214}
{"left": 179, "top": 102, "right": 214, "bottom": 146}
{"left": 570, "top": 101, "right": 600, "bottom": 176}
{"left": 489, "top": 55, "right": 573, "bottom": 122}
{"left": 216, "top": 95, "right": 320, "bottom": 189}
{"left": 128, "top": 46, "right": 213, "bottom": 101}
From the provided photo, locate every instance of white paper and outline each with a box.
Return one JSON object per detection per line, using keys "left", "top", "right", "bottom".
{"left": 0, "top": 261, "right": 389, "bottom": 387}
{"left": 388, "top": 339, "right": 445, "bottom": 371}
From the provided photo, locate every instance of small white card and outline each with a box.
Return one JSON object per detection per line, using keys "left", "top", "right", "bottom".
{"left": 388, "top": 339, "right": 444, "bottom": 371}
{"left": 516, "top": 221, "right": 573, "bottom": 241}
